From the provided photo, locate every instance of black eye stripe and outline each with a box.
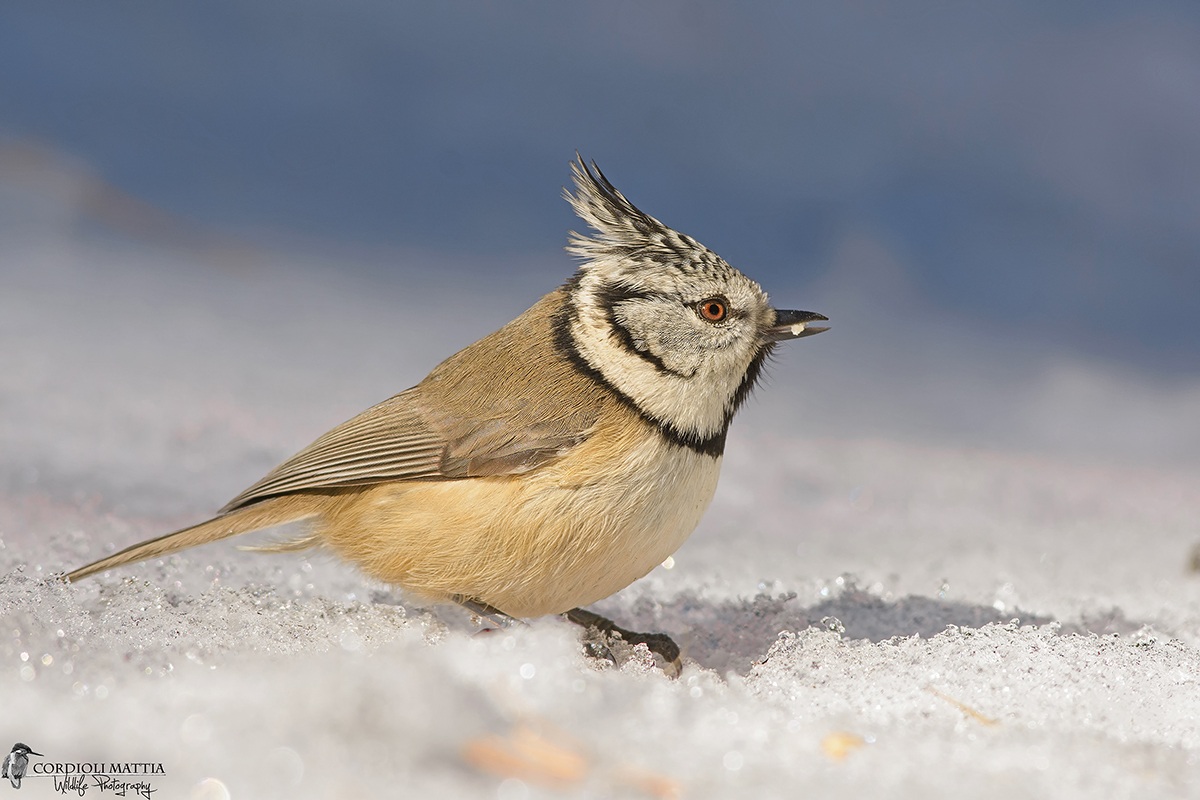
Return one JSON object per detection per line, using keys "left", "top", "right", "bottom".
{"left": 594, "top": 286, "right": 676, "bottom": 308}
{"left": 591, "top": 284, "right": 694, "bottom": 378}
{"left": 593, "top": 284, "right": 741, "bottom": 317}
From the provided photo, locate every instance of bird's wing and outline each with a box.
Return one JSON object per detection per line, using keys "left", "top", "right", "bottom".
{"left": 220, "top": 386, "right": 596, "bottom": 513}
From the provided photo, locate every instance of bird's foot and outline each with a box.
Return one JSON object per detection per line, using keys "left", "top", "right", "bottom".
{"left": 565, "top": 607, "right": 681, "bottom": 677}
{"left": 453, "top": 595, "right": 522, "bottom": 631}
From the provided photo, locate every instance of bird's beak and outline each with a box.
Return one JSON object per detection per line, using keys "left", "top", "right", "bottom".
{"left": 28, "top": 751, "right": 43, "bottom": 757}
{"left": 763, "top": 309, "right": 829, "bottom": 342}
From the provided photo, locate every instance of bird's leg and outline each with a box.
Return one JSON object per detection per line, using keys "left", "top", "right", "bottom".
{"left": 452, "top": 595, "right": 521, "bottom": 629}
{"left": 565, "top": 607, "right": 681, "bottom": 674}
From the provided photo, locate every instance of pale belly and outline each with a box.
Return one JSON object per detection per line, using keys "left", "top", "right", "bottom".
{"left": 318, "top": 439, "right": 722, "bottom": 617}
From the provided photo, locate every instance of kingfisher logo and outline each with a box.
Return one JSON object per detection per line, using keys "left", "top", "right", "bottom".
{"left": 0, "top": 744, "right": 163, "bottom": 797}
{"left": 3, "top": 744, "right": 43, "bottom": 789}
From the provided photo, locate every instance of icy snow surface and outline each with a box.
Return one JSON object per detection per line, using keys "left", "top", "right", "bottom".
{"left": 3, "top": 224, "right": 1200, "bottom": 799}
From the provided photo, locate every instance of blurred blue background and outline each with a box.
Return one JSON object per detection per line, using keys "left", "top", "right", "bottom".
{"left": 2, "top": 1, "right": 1198, "bottom": 373}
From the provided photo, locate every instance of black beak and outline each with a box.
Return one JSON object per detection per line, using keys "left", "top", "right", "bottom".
{"left": 763, "top": 309, "right": 829, "bottom": 342}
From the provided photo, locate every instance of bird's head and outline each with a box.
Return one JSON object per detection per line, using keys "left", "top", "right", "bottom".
{"left": 560, "top": 156, "right": 827, "bottom": 453}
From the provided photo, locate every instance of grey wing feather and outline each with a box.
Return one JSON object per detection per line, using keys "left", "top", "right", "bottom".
{"left": 220, "top": 389, "right": 445, "bottom": 511}
{"left": 221, "top": 387, "right": 595, "bottom": 513}
{"left": 438, "top": 415, "right": 591, "bottom": 478}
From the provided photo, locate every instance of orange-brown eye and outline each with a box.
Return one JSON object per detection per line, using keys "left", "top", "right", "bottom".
{"left": 698, "top": 298, "right": 728, "bottom": 323}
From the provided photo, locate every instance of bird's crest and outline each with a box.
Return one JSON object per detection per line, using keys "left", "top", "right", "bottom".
{"left": 564, "top": 155, "right": 730, "bottom": 279}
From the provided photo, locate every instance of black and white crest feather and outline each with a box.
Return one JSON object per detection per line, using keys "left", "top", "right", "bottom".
{"left": 564, "top": 157, "right": 736, "bottom": 281}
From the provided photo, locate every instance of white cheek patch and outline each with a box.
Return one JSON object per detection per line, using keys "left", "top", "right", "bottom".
{"left": 569, "top": 311, "right": 732, "bottom": 438}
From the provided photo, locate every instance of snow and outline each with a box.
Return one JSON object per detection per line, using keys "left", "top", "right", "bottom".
{"left": 3, "top": 200, "right": 1200, "bottom": 798}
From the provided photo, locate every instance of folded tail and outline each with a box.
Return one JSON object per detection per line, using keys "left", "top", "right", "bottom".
{"left": 66, "top": 494, "right": 324, "bottom": 582}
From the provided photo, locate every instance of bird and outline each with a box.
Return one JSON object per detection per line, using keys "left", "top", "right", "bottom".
{"left": 66, "top": 156, "right": 827, "bottom": 647}
{"left": 3, "top": 743, "right": 42, "bottom": 788}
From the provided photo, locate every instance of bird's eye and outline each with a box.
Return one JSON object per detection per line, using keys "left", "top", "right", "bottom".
{"left": 697, "top": 297, "right": 728, "bottom": 323}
